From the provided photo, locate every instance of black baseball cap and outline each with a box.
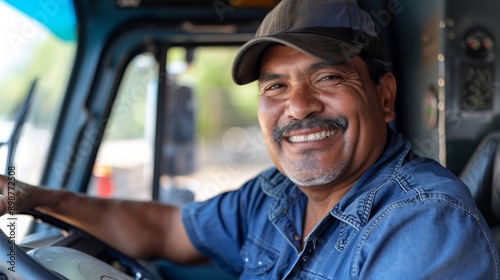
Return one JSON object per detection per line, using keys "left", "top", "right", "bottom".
{"left": 232, "top": 0, "right": 385, "bottom": 85}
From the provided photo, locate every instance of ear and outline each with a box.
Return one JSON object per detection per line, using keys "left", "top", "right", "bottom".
{"left": 377, "top": 72, "right": 397, "bottom": 124}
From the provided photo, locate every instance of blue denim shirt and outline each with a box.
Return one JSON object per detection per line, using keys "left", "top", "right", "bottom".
{"left": 182, "top": 130, "right": 500, "bottom": 279}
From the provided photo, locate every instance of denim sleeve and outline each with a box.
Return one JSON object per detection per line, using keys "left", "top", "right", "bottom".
{"left": 353, "top": 198, "right": 500, "bottom": 279}
{"left": 181, "top": 176, "right": 266, "bottom": 275}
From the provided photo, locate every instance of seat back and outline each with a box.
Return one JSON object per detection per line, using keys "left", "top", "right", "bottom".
{"left": 460, "top": 131, "right": 500, "bottom": 226}
{"left": 490, "top": 137, "right": 500, "bottom": 221}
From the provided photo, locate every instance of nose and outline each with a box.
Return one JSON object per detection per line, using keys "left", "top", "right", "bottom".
{"left": 285, "top": 86, "right": 324, "bottom": 120}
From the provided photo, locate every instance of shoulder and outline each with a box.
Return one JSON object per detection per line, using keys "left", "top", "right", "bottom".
{"left": 353, "top": 197, "right": 500, "bottom": 279}
{"left": 396, "top": 156, "right": 474, "bottom": 205}
{"left": 351, "top": 158, "right": 500, "bottom": 279}
{"left": 362, "top": 155, "right": 478, "bottom": 226}
{"left": 382, "top": 156, "right": 483, "bottom": 232}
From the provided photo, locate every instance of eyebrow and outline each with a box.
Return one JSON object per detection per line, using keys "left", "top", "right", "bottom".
{"left": 258, "top": 61, "right": 353, "bottom": 85}
{"left": 258, "top": 73, "right": 283, "bottom": 85}
{"left": 308, "top": 61, "right": 352, "bottom": 73}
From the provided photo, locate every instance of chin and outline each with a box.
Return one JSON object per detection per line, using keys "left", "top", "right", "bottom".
{"left": 284, "top": 169, "right": 342, "bottom": 188}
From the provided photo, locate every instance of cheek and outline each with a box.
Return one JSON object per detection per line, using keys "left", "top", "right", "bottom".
{"left": 258, "top": 98, "right": 283, "bottom": 132}
{"left": 332, "top": 87, "right": 379, "bottom": 118}
{"left": 320, "top": 91, "right": 359, "bottom": 118}
{"left": 257, "top": 99, "right": 284, "bottom": 168}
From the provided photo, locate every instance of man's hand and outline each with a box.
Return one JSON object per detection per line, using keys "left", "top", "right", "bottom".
{"left": 0, "top": 174, "right": 37, "bottom": 216}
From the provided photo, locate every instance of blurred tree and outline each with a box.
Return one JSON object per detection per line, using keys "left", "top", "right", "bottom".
{"left": 175, "top": 47, "right": 258, "bottom": 140}
{"left": 0, "top": 35, "right": 75, "bottom": 127}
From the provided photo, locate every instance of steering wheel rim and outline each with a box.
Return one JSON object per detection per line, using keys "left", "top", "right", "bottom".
{"left": 0, "top": 223, "right": 61, "bottom": 279}
{"left": 1, "top": 209, "right": 159, "bottom": 280}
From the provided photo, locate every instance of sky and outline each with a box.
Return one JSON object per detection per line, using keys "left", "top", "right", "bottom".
{"left": 0, "top": 2, "right": 47, "bottom": 82}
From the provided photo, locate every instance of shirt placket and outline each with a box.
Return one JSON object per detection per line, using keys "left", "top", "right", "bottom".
{"left": 282, "top": 214, "right": 336, "bottom": 279}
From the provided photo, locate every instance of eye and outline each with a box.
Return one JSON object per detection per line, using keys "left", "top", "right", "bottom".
{"left": 319, "top": 75, "right": 343, "bottom": 84}
{"left": 267, "top": 84, "right": 284, "bottom": 90}
{"left": 259, "top": 83, "right": 286, "bottom": 96}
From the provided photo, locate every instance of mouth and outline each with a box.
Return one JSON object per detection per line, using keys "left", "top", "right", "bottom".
{"left": 272, "top": 116, "right": 348, "bottom": 144}
{"left": 287, "top": 129, "right": 336, "bottom": 143}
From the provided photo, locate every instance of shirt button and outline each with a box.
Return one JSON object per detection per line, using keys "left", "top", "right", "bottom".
{"left": 258, "top": 261, "right": 263, "bottom": 266}
{"left": 293, "top": 234, "right": 300, "bottom": 241}
{"left": 244, "top": 258, "right": 249, "bottom": 262}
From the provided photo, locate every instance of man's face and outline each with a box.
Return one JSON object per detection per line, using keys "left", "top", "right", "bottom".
{"left": 257, "top": 45, "right": 396, "bottom": 190}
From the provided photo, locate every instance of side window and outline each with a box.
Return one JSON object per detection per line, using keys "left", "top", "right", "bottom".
{"left": 0, "top": 1, "right": 77, "bottom": 240}
{"left": 0, "top": 2, "right": 77, "bottom": 184}
{"left": 166, "top": 47, "right": 272, "bottom": 202}
{"left": 88, "top": 53, "right": 157, "bottom": 200}
{"left": 89, "top": 46, "right": 273, "bottom": 203}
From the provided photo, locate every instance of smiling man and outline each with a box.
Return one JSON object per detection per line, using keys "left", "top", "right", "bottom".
{"left": 254, "top": 46, "right": 397, "bottom": 236}
{"left": 1, "top": 0, "right": 500, "bottom": 279}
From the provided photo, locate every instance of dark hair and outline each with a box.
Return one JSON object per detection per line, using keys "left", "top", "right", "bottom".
{"left": 358, "top": 50, "right": 392, "bottom": 85}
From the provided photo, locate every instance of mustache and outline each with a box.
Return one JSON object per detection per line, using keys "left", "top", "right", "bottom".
{"left": 272, "top": 116, "right": 348, "bottom": 142}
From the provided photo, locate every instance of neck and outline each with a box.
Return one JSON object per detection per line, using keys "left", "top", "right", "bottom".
{"left": 300, "top": 183, "right": 352, "bottom": 215}
{"left": 300, "top": 183, "right": 352, "bottom": 240}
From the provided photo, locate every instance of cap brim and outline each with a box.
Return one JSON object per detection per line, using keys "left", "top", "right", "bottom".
{"left": 232, "top": 32, "right": 363, "bottom": 85}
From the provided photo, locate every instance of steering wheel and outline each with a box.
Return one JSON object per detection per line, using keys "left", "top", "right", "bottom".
{"left": 0, "top": 210, "right": 159, "bottom": 280}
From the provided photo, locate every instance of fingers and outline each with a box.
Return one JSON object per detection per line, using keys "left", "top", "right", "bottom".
{"left": 0, "top": 175, "right": 16, "bottom": 216}
{"left": 0, "top": 197, "right": 6, "bottom": 215}
{"left": 0, "top": 174, "right": 36, "bottom": 216}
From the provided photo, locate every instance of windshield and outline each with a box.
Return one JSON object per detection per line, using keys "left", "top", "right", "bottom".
{"left": 0, "top": 1, "right": 77, "bottom": 185}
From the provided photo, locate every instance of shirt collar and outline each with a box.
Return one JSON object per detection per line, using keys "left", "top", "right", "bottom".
{"left": 260, "top": 168, "right": 304, "bottom": 221}
{"left": 331, "top": 129, "right": 411, "bottom": 228}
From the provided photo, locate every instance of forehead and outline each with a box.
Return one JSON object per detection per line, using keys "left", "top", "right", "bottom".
{"left": 258, "top": 44, "right": 361, "bottom": 77}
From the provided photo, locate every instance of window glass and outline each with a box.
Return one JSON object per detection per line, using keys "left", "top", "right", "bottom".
{"left": 0, "top": 1, "right": 77, "bottom": 184}
{"left": 164, "top": 47, "right": 272, "bottom": 202}
{"left": 88, "top": 53, "right": 158, "bottom": 201}
{"left": 0, "top": 0, "right": 77, "bottom": 240}
{"left": 91, "top": 47, "right": 273, "bottom": 203}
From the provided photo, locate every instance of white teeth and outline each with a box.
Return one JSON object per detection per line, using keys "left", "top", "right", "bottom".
{"left": 288, "top": 130, "right": 335, "bottom": 143}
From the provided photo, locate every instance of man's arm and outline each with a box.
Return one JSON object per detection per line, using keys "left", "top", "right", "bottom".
{"left": 0, "top": 175, "right": 207, "bottom": 264}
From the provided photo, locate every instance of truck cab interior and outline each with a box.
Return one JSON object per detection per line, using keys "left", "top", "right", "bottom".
{"left": 0, "top": 0, "right": 499, "bottom": 279}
